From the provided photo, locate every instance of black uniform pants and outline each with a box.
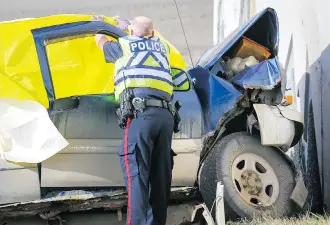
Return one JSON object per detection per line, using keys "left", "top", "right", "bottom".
{"left": 118, "top": 107, "right": 175, "bottom": 225}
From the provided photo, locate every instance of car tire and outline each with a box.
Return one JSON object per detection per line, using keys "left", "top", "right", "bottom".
{"left": 199, "top": 132, "right": 296, "bottom": 221}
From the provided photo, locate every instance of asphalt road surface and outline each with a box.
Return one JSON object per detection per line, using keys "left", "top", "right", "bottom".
{"left": 1, "top": 204, "right": 195, "bottom": 225}
{"left": 0, "top": 0, "right": 212, "bottom": 224}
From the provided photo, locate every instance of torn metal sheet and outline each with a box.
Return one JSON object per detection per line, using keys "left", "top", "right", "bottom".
{"left": 290, "top": 171, "right": 308, "bottom": 209}
{"left": 0, "top": 189, "right": 126, "bottom": 219}
{"left": 253, "top": 104, "right": 296, "bottom": 149}
{"left": 0, "top": 187, "right": 195, "bottom": 219}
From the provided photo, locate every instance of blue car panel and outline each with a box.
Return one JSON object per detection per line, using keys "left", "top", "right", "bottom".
{"left": 172, "top": 89, "right": 203, "bottom": 138}
{"left": 189, "top": 67, "right": 242, "bottom": 133}
{"left": 230, "top": 58, "right": 282, "bottom": 89}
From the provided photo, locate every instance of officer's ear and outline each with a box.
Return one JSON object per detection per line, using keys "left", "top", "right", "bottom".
{"left": 152, "top": 30, "right": 155, "bottom": 36}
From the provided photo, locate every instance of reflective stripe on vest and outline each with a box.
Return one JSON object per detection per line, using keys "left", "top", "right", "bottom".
{"left": 172, "top": 69, "right": 189, "bottom": 87}
{"left": 114, "top": 36, "right": 173, "bottom": 100}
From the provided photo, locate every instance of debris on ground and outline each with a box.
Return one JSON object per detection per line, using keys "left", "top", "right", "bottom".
{"left": 227, "top": 214, "right": 330, "bottom": 225}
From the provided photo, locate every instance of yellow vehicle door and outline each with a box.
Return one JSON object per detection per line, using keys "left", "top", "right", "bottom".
{"left": 0, "top": 15, "right": 188, "bottom": 110}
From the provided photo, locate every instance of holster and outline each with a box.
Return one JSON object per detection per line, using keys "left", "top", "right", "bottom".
{"left": 115, "top": 91, "right": 182, "bottom": 133}
{"left": 116, "top": 91, "right": 135, "bottom": 129}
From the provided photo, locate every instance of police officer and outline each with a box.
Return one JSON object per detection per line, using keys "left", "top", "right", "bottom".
{"left": 94, "top": 16, "right": 179, "bottom": 225}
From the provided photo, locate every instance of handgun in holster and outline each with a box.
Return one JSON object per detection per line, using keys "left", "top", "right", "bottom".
{"left": 116, "top": 91, "right": 135, "bottom": 129}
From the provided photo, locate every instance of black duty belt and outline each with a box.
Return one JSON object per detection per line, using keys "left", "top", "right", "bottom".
{"left": 131, "top": 97, "right": 175, "bottom": 114}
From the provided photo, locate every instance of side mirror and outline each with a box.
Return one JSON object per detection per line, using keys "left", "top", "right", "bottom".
{"left": 50, "top": 97, "right": 80, "bottom": 112}
{"left": 171, "top": 67, "right": 191, "bottom": 92}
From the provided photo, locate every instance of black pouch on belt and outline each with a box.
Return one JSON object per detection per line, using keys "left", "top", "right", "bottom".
{"left": 170, "top": 149, "right": 178, "bottom": 170}
{"left": 173, "top": 101, "right": 182, "bottom": 133}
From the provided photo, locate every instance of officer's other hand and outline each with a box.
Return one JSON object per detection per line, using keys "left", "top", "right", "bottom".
{"left": 114, "top": 15, "right": 131, "bottom": 31}
{"left": 92, "top": 15, "right": 105, "bottom": 21}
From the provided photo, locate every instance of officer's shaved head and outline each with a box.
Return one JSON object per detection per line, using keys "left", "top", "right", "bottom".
{"left": 130, "top": 16, "right": 154, "bottom": 36}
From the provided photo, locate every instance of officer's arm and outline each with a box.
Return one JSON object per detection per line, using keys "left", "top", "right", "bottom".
{"left": 95, "top": 34, "right": 109, "bottom": 50}
{"left": 95, "top": 34, "right": 123, "bottom": 63}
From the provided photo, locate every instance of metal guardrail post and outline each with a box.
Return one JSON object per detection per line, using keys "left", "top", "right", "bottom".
{"left": 216, "top": 182, "right": 225, "bottom": 225}
{"left": 189, "top": 183, "right": 225, "bottom": 224}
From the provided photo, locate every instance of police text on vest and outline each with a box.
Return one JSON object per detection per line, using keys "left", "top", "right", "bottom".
{"left": 130, "top": 40, "right": 166, "bottom": 53}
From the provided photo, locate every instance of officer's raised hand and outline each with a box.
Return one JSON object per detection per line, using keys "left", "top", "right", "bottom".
{"left": 92, "top": 15, "right": 105, "bottom": 21}
{"left": 92, "top": 15, "right": 109, "bottom": 50}
{"left": 93, "top": 15, "right": 130, "bottom": 31}
{"left": 114, "top": 15, "right": 131, "bottom": 31}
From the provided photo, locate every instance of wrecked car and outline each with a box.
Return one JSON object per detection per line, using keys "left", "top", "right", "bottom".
{"left": 0, "top": 8, "right": 305, "bottom": 222}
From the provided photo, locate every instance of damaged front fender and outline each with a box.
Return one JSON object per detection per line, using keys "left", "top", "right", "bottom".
{"left": 253, "top": 103, "right": 307, "bottom": 209}
{"left": 188, "top": 66, "right": 243, "bottom": 133}
{"left": 253, "top": 104, "right": 304, "bottom": 150}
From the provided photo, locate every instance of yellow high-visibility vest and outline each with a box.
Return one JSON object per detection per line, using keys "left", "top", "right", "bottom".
{"left": 114, "top": 35, "right": 173, "bottom": 100}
